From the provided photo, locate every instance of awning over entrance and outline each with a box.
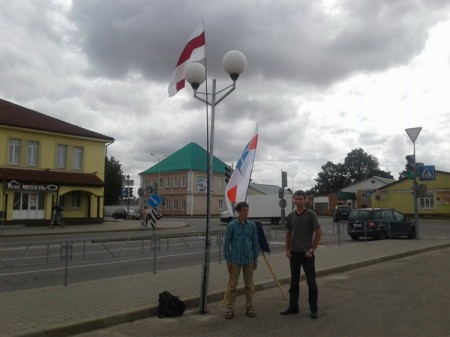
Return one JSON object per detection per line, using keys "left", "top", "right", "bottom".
{"left": 0, "top": 168, "right": 104, "bottom": 187}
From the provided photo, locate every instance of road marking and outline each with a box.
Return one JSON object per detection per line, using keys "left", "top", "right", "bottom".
{"left": 0, "top": 249, "right": 221, "bottom": 277}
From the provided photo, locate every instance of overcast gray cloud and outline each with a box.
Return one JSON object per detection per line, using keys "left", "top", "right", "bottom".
{"left": 69, "top": 0, "right": 446, "bottom": 85}
{"left": 1, "top": 0, "right": 449, "bottom": 190}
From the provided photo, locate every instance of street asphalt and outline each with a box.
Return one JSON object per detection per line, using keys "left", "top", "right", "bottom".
{"left": 1, "top": 221, "right": 450, "bottom": 337}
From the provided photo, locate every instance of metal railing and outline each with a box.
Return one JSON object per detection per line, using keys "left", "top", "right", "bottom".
{"left": 0, "top": 230, "right": 226, "bottom": 286}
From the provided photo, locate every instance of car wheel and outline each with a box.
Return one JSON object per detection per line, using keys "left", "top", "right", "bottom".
{"left": 378, "top": 231, "right": 387, "bottom": 240}
{"left": 350, "top": 235, "right": 359, "bottom": 240}
{"left": 408, "top": 228, "right": 416, "bottom": 239}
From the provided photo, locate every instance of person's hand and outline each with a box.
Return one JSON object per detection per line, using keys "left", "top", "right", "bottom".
{"left": 227, "top": 263, "right": 233, "bottom": 273}
{"left": 305, "top": 250, "right": 314, "bottom": 258}
{"left": 286, "top": 250, "right": 292, "bottom": 258}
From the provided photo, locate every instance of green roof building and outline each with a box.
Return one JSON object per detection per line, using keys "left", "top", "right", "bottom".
{"left": 139, "top": 142, "right": 228, "bottom": 216}
{"left": 141, "top": 142, "right": 227, "bottom": 175}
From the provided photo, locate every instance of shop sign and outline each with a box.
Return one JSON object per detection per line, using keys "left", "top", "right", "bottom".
{"left": 6, "top": 180, "right": 59, "bottom": 191}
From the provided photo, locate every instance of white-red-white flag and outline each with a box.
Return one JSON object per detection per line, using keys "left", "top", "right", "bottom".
{"left": 225, "top": 125, "right": 259, "bottom": 213}
{"left": 168, "top": 24, "right": 205, "bottom": 97}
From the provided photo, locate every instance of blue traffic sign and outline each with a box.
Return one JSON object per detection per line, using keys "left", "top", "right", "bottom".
{"left": 148, "top": 194, "right": 161, "bottom": 208}
{"left": 419, "top": 165, "right": 435, "bottom": 181}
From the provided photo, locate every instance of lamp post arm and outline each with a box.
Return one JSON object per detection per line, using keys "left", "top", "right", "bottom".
{"left": 215, "top": 82, "right": 236, "bottom": 105}
{"left": 193, "top": 81, "right": 236, "bottom": 107}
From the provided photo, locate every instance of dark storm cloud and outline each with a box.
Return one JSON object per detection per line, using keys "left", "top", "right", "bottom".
{"left": 70, "top": 0, "right": 449, "bottom": 87}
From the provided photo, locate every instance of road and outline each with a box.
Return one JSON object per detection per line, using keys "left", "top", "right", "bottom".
{"left": 74, "top": 247, "right": 450, "bottom": 337}
{"left": 0, "top": 218, "right": 448, "bottom": 293}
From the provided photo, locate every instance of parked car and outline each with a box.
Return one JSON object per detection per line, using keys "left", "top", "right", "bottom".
{"left": 346, "top": 208, "right": 416, "bottom": 240}
{"left": 129, "top": 209, "right": 142, "bottom": 220}
{"left": 333, "top": 205, "right": 352, "bottom": 222}
{"left": 112, "top": 208, "right": 128, "bottom": 219}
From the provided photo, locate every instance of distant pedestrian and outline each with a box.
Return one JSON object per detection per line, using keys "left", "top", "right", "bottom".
{"left": 143, "top": 206, "right": 150, "bottom": 227}
{"left": 280, "top": 190, "right": 322, "bottom": 319}
{"left": 223, "top": 201, "right": 259, "bottom": 319}
{"left": 51, "top": 202, "right": 62, "bottom": 225}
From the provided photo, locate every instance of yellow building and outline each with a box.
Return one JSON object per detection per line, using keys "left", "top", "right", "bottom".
{"left": 371, "top": 170, "right": 450, "bottom": 217}
{"left": 0, "top": 99, "right": 114, "bottom": 225}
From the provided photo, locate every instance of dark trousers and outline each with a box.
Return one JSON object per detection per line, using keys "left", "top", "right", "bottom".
{"left": 288, "top": 252, "right": 318, "bottom": 312}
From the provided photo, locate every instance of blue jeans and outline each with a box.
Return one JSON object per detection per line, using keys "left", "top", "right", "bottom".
{"left": 289, "top": 252, "right": 318, "bottom": 312}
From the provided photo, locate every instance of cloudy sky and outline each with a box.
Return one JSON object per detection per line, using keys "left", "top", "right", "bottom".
{"left": 1, "top": 0, "right": 449, "bottom": 190}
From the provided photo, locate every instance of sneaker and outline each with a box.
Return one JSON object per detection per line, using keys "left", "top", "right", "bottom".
{"left": 311, "top": 311, "right": 319, "bottom": 319}
{"left": 280, "top": 307, "right": 299, "bottom": 315}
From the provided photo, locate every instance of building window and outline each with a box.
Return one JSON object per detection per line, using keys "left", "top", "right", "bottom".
{"left": 420, "top": 192, "right": 435, "bottom": 209}
{"left": 219, "top": 199, "right": 224, "bottom": 210}
{"left": 56, "top": 145, "right": 67, "bottom": 168}
{"left": 71, "top": 191, "right": 81, "bottom": 208}
{"left": 314, "top": 202, "right": 329, "bottom": 211}
{"left": 73, "top": 147, "right": 83, "bottom": 170}
{"left": 27, "top": 141, "right": 39, "bottom": 166}
{"left": 173, "top": 200, "right": 178, "bottom": 210}
{"left": 8, "top": 139, "right": 21, "bottom": 165}
{"left": 173, "top": 177, "right": 178, "bottom": 188}
{"left": 181, "top": 199, "right": 186, "bottom": 210}
{"left": 182, "top": 177, "right": 187, "bottom": 187}
{"left": 166, "top": 177, "right": 171, "bottom": 188}
{"left": 165, "top": 200, "right": 170, "bottom": 210}
{"left": 13, "top": 192, "right": 21, "bottom": 210}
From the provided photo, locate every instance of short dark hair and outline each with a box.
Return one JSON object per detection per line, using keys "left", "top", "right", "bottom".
{"left": 294, "top": 190, "right": 306, "bottom": 198}
{"left": 234, "top": 201, "right": 249, "bottom": 211}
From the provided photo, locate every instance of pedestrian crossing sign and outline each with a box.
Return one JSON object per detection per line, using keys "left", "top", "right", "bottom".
{"left": 419, "top": 165, "right": 435, "bottom": 181}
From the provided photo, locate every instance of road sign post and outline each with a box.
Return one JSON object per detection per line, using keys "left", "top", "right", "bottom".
{"left": 405, "top": 127, "right": 422, "bottom": 240}
{"left": 148, "top": 194, "right": 161, "bottom": 208}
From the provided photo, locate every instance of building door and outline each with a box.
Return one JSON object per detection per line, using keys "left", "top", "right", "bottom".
{"left": 12, "top": 192, "right": 45, "bottom": 219}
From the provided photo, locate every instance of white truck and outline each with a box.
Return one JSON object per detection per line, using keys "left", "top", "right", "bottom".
{"left": 220, "top": 193, "right": 293, "bottom": 224}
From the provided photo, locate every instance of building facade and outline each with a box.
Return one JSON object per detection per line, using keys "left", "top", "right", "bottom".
{"left": 0, "top": 99, "right": 114, "bottom": 226}
{"left": 371, "top": 171, "right": 450, "bottom": 217}
{"left": 140, "top": 143, "right": 228, "bottom": 216}
{"left": 312, "top": 176, "right": 396, "bottom": 215}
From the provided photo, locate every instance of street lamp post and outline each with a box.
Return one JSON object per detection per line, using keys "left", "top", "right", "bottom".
{"left": 185, "top": 50, "right": 247, "bottom": 314}
{"left": 126, "top": 174, "right": 130, "bottom": 217}
{"left": 150, "top": 154, "right": 163, "bottom": 195}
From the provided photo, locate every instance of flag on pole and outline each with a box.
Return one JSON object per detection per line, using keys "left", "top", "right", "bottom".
{"left": 225, "top": 125, "right": 259, "bottom": 213}
{"left": 168, "top": 24, "right": 206, "bottom": 97}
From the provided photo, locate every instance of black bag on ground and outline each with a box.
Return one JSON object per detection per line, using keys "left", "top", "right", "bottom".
{"left": 158, "top": 291, "right": 186, "bottom": 318}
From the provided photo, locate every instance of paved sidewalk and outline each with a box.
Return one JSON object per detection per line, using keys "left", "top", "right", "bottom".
{"left": 1, "top": 237, "right": 449, "bottom": 337}
{"left": 0, "top": 219, "right": 190, "bottom": 237}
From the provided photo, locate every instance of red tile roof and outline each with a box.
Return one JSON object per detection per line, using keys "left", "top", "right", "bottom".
{"left": 0, "top": 98, "right": 114, "bottom": 142}
{"left": 0, "top": 168, "right": 105, "bottom": 187}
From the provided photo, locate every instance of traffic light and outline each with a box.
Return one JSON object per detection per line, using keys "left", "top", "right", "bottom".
{"left": 279, "top": 187, "right": 284, "bottom": 199}
{"left": 128, "top": 187, "right": 133, "bottom": 198}
{"left": 225, "top": 165, "right": 233, "bottom": 183}
{"left": 405, "top": 155, "right": 416, "bottom": 179}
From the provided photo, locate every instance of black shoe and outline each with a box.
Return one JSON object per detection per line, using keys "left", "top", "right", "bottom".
{"left": 280, "top": 307, "right": 299, "bottom": 315}
{"left": 311, "top": 311, "right": 319, "bottom": 319}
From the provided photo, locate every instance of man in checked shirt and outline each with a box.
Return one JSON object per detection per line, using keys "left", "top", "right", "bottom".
{"left": 223, "top": 201, "right": 259, "bottom": 319}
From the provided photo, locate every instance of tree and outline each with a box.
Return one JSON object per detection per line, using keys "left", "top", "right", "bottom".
{"left": 104, "top": 156, "right": 125, "bottom": 205}
{"left": 312, "top": 149, "right": 393, "bottom": 194}
{"left": 314, "top": 161, "right": 349, "bottom": 194}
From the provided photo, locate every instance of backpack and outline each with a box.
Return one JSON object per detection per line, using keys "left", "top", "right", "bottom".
{"left": 158, "top": 291, "right": 186, "bottom": 318}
